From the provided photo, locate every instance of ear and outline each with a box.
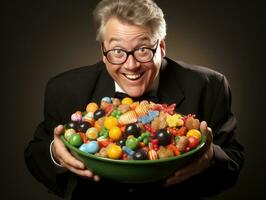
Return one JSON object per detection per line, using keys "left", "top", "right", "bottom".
{"left": 159, "top": 39, "right": 166, "bottom": 57}
{"left": 103, "top": 55, "right": 107, "bottom": 64}
{"left": 101, "top": 44, "right": 107, "bottom": 64}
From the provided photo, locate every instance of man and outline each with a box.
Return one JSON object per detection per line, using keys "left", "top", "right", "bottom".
{"left": 24, "top": 0, "right": 244, "bottom": 199}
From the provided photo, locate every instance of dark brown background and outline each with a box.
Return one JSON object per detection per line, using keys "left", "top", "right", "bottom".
{"left": 2, "top": 0, "right": 265, "bottom": 199}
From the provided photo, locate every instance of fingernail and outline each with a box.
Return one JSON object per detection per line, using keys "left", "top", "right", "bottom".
{"left": 85, "top": 170, "right": 93, "bottom": 177}
{"left": 94, "top": 175, "right": 100, "bottom": 181}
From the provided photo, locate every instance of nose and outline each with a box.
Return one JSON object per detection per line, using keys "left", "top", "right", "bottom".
{"left": 124, "top": 55, "right": 141, "bottom": 70}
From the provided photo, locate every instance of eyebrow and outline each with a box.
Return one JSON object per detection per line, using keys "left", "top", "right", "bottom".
{"left": 108, "top": 36, "right": 152, "bottom": 46}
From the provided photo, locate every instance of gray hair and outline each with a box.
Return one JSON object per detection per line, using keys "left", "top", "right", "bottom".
{"left": 93, "top": 0, "right": 166, "bottom": 42}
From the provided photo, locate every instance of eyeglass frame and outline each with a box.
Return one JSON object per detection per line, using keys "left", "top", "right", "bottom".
{"left": 101, "top": 40, "right": 159, "bottom": 65}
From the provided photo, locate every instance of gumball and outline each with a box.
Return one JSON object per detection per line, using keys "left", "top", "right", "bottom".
{"left": 124, "top": 123, "right": 140, "bottom": 137}
{"left": 71, "top": 111, "right": 83, "bottom": 122}
{"left": 86, "top": 141, "right": 100, "bottom": 154}
{"left": 94, "top": 109, "right": 105, "bottom": 120}
{"left": 104, "top": 116, "right": 118, "bottom": 129}
{"left": 117, "top": 138, "right": 127, "bottom": 147}
{"left": 101, "top": 96, "right": 112, "bottom": 103}
{"left": 64, "top": 128, "right": 76, "bottom": 141}
{"left": 121, "top": 97, "right": 133, "bottom": 105}
{"left": 109, "top": 126, "right": 122, "bottom": 141}
{"left": 65, "top": 121, "right": 78, "bottom": 131}
{"left": 107, "top": 144, "right": 122, "bottom": 159}
{"left": 69, "top": 133, "right": 82, "bottom": 147}
{"left": 133, "top": 149, "right": 147, "bottom": 160}
{"left": 186, "top": 129, "right": 201, "bottom": 140}
{"left": 86, "top": 127, "right": 99, "bottom": 140}
{"left": 155, "top": 129, "right": 172, "bottom": 146}
{"left": 126, "top": 137, "right": 138, "bottom": 150}
{"left": 86, "top": 102, "right": 99, "bottom": 113}
{"left": 188, "top": 136, "right": 200, "bottom": 149}
{"left": 77, "top": 121, "right": 91, "bottom": 133}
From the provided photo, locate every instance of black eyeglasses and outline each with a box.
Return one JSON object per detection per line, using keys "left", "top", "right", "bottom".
{"left": 102, "top": 40, "right": 159, "bottom": 65}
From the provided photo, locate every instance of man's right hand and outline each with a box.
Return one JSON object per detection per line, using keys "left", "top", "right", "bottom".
{"left": 52, "top": 125, "right": 100, "bottom": 181}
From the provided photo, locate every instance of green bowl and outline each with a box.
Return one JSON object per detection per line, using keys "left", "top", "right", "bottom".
{"left": 61, "top": 134, "right": 206, "bottom": 183}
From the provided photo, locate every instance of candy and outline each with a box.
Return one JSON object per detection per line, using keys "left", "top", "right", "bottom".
{"left": 86, "top": 102, "right": 99, "bottom": 113}
{"left": 109, "top": 126, "right": 122, "bottom": 141}
{"left": 104, "top": 116, "right": 118, "bottom": 129}
{"left": 118, "top": 110, "right": 138, "bottom": 125}
{"left": 86, "top": 127, "right": 99, "bottom": 140}
{"left": 107, "top": 144, "right": 123, "bottom": 159}
{"left": 63, "top": 96, "right": 204, "bottom": 161}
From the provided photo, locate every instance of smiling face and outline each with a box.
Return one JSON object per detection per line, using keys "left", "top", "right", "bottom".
{"left": 102, "top": 17, "right": 166, "bottom": 97}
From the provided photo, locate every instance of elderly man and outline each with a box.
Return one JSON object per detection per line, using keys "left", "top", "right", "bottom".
{"left": 25, "top": 0, "right": 244, "bottom": 199}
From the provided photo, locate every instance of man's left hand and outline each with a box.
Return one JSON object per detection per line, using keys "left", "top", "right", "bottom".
{"left": 164, "top": 121, "right": 214, "bottom": 187}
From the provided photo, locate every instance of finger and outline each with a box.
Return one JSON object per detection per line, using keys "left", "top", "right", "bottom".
{"left": 93, "top": 175, "right": 100, "bottom": 182}
{"left": 58, "top": 148, "right": 85, "bottom": 169}
{"left": 52, "top": 139, "right": 85, "bottom": 169}
{"left": 62, "top": 164, "right": 93, "bottom": 178}
{"left": 200, "top": 121, "right": 208, "bottom": 134}
{"left": 164, "top": 175, "right": 187, "bottom": 187}
{"left": 54, "top": 125, "right": 64, "bottom": 137}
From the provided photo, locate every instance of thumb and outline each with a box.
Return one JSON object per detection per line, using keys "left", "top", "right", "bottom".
{"left": 54, "top": 125, "right": 65, "bottom": 137}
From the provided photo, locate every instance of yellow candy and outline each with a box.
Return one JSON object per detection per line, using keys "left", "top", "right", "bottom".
{"left": 86, "top": 102, "right": 99, "bottom": 113}
{"left": 109, "top": 126, "right": 122, "bottom": 141}
{"left": 186, "top": 129, "right": 201, "bottom": 140}
{"left": 121, "top": 97, "right": 133, "bottom": 105}
{"left": 107, "top": 144, "right": 122, "bottom": 159}
{"left": 166, "top": 114, "right": 183, "bottom": 127}
{"left": 104, "top": 116, "right": 118, "bottom": 130}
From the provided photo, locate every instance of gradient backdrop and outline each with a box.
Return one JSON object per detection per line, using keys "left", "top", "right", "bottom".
{"left": 2, "top": 0, "right": 265, "bottom": 199}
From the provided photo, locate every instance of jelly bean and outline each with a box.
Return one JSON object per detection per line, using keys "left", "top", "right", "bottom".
{"left": 86, "top": 141, "right": 99, "bottom": 154}
{"left": 69, "top": 133, "right": 82, "bottom": 147}
{"left": 126, "top": 137, "right": 138, "bottom": 150}
{"left": 122, "top": 146, "right": 134, "bottom": 156}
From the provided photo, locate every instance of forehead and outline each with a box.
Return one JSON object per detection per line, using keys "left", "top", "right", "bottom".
{"left": 103, "top": 17, "right": 153, "bottom": 45}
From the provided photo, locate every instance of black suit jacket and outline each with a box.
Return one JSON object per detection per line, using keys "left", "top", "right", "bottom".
{"left": 24, "top": 57, "right": 244, "bottom": 198}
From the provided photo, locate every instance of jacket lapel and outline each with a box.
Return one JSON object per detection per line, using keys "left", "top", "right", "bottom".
{"left": 91, "top": 63, "right": 115, "bottom": 103}
{"left": 158, "top": 58, "right": 185, "bottom": 108}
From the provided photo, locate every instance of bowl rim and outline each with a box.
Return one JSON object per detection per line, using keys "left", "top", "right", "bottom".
{"left": 61, "top": 133, "right": 206, "bottom": 165}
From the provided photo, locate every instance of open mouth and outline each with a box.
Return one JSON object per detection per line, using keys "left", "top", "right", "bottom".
{"left": 122, "top": 72, "right": 145, "bottom": 81}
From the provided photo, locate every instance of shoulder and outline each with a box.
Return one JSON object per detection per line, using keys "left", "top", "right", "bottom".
{"left": 163, "top": 57, "right": 227, "bottom": 87}
{"left": 46, "top": 61, "right": 105, "bottom": 92}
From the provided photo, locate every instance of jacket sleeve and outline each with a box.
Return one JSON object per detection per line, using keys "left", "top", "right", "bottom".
{"left": 24, "top": 79, "right": 75, "bottom": 198}
{"left": 186, "top": 75, "right": 245, "bottom": 196}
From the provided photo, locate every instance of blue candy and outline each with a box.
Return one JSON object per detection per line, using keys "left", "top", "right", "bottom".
{"left": 101, "top": 96, "right": 112, "bottom": 103}
{"left": 79, "top": 141, "right": 99, "bottom": 154}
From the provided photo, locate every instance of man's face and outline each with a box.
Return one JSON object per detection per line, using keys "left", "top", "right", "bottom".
{"left": 102, "top": 17, "right": 166, "bottom": 97}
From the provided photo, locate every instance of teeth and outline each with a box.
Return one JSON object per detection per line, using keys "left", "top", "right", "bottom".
{"left": 124, "top": 73, "right": 141, "bottom": 80}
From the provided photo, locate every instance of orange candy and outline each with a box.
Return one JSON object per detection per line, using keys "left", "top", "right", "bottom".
{"left": 86, "top": 102, "right": 99, "bottom": 113}
{"left": 104, "top": 116, "right": 118, "bottom": 130}
{"left": 109, "top": 126, "right": 122, "bottom": 141}
{"left": 107, "top": 144, "right": 122, "bottom": 159}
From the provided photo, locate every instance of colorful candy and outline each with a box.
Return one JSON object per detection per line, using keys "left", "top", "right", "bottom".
{"left": 64, "top": 97, "right": 204, "bottom": 160}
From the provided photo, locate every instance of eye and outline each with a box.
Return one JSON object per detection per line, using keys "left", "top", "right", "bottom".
{"left": 109, "top": 49, "right": 125, "bottom": 59}
{"left": 137, "top": 47, "right": 149, "bottom": 53}
{"left": 113, "top": 49, "right": 123, "bottom": 55}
